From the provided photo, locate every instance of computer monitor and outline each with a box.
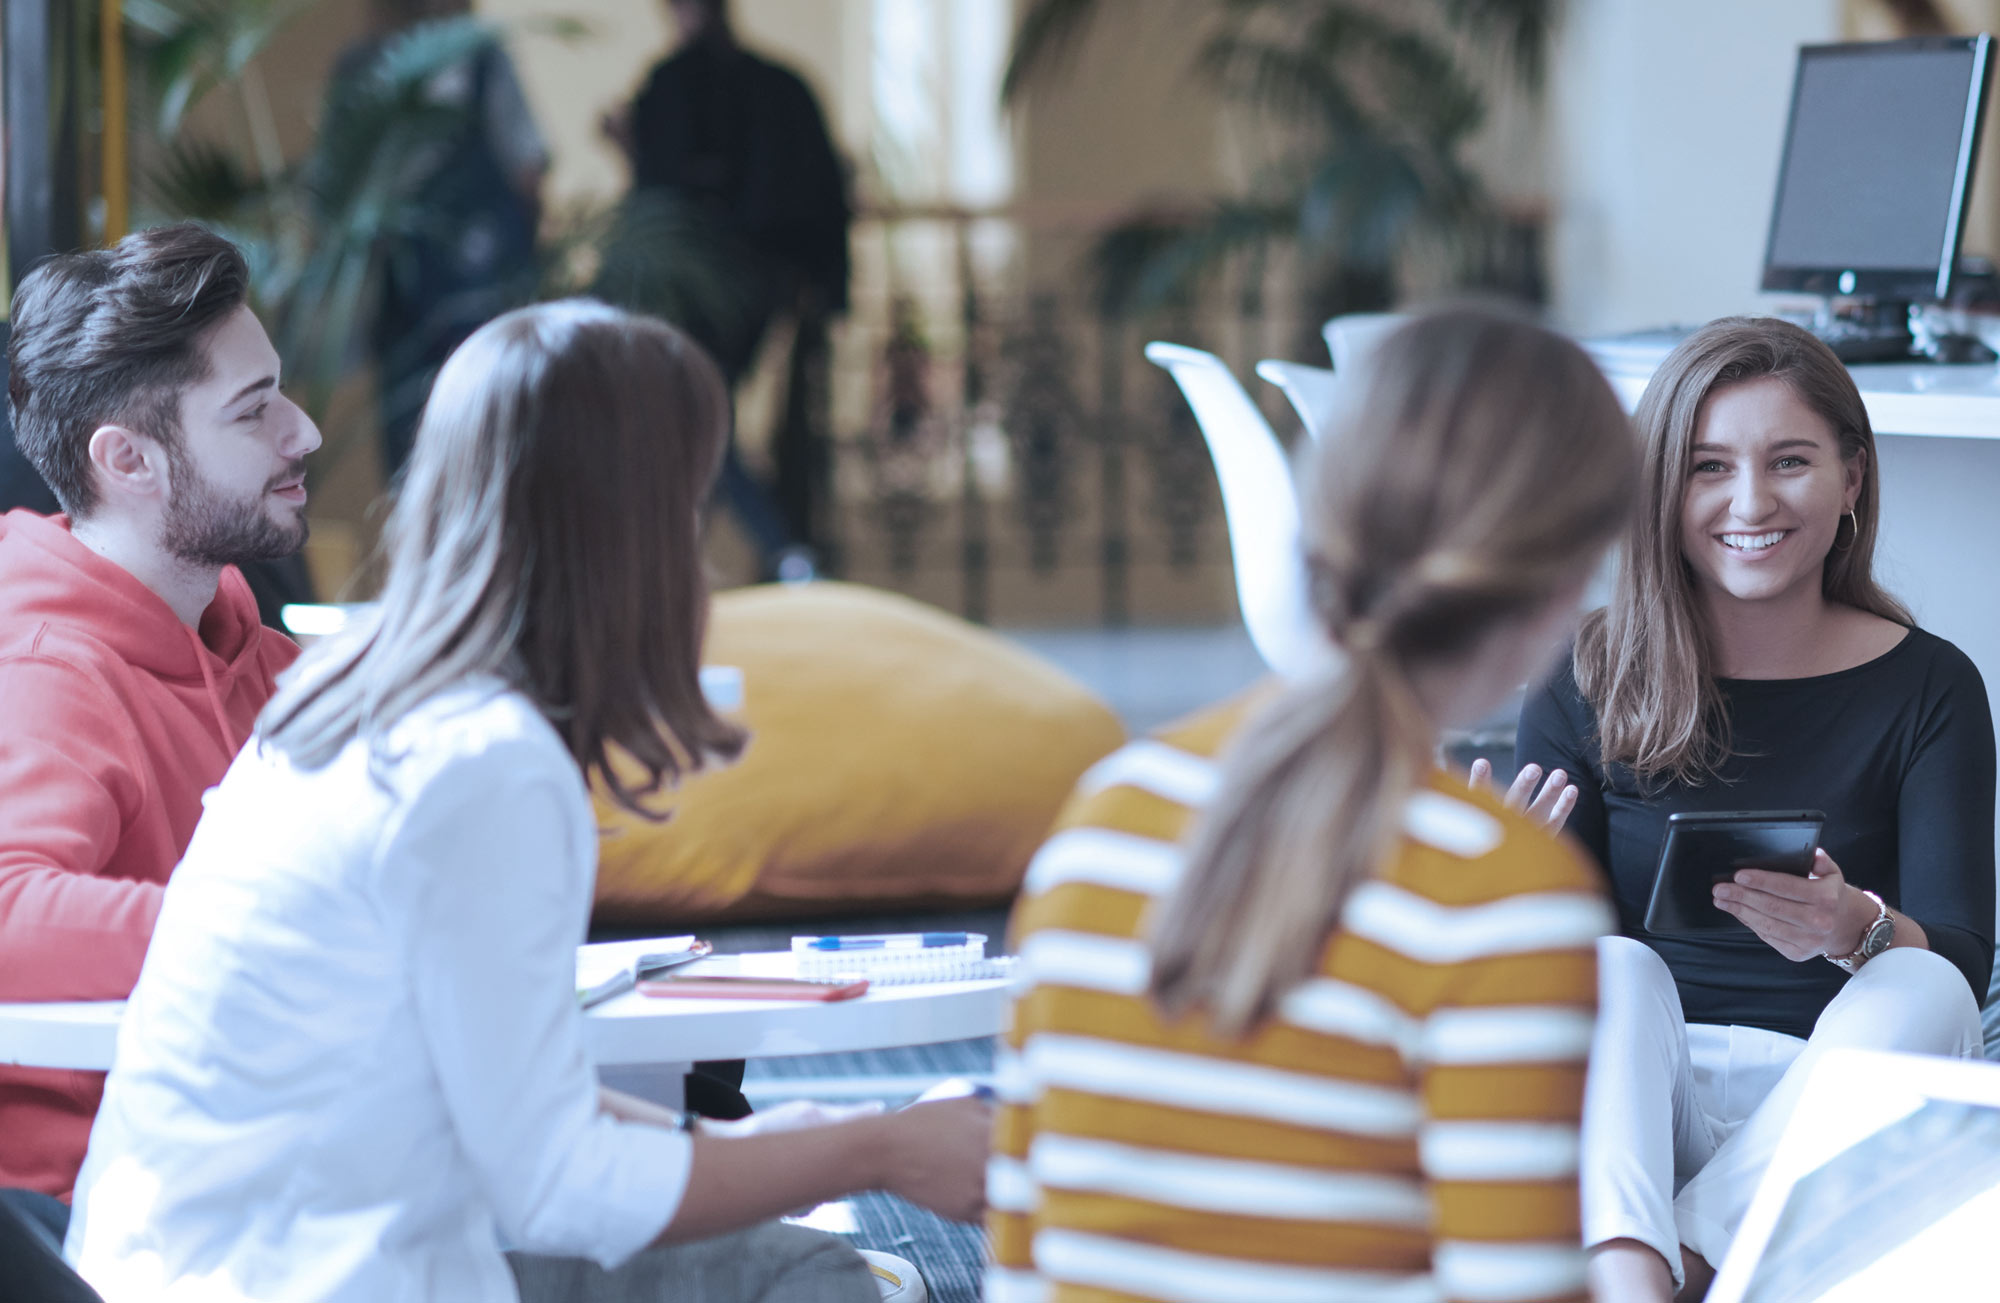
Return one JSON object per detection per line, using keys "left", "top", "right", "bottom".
{"left": 1761, "top": 35, "right": 1992, "bottom": 304}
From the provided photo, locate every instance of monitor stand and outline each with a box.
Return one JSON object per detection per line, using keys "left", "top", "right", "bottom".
{"left": 1811, "top": 299, "right": 1996, "bottom": 366}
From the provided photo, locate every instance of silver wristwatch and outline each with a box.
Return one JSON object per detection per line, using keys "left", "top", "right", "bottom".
{"left": 1827, "top": 890, "right": 1894, "bottom": 974}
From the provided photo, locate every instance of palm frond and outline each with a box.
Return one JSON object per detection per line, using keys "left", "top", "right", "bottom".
{"left": 278, "top": 231, "right": 378, "bottom": 416}
{"left": 1201, "top": 5, "right": 1487, "bottom": 147}
{"left": 144, "top": 135, "right": 273, "bottom": 220}
{"left": 120, "top": 0, "right": 192, "bottom": 40}
{"left": 305, "top": 19, "right": 503, "bottom": 219}
{"left": 1434, "top": 0, "right": 1561, "bottom": 91}
{"left": 1366, "top": 43, "right": 1485, "bottom": 147}
{"left": 361, "top": 15, "right": 505, "bottom": 91}
{"left": 1300, "top": 4, "right": 1483, "bottom": 138}
{"left": 1062, "top": 0, "right": 1554, "bottom": 315}
{"left": 269, "top": 18, "right": 518, "bottom": 405}
{"left": 1305, "top": 139, "right": 1504, "bottom": 285}
{"left": 128, "top": 0, "right": 317, "bottom": 137}
{"left": 1292, "top": 144, "right": 1425, "bottom": 266}
{"left": 584, "top": 191, "right": 770, "bottom": 343}
{"left": 1195, "top": 34, "right": 1371, "bottom": 136}
{"left": 1002, "top": 0, "right": 1115, "bottom": 105}
{"left": 1090, "top": 200, "right": 1293, "bottom": 312}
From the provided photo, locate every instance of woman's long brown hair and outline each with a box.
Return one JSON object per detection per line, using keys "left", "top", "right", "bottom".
{"left": 259, "top": 301, "right": 746, "bottom": 815}
{"left": 1148, "top": 307, "right": 1639, "bottom": 1035}
{"left": 1574, "top": 316, "right": 1908, "bottom": 786}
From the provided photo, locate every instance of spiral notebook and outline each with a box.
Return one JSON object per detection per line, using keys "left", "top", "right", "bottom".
{"left": 575, "top": 936, "right": 706, "bottom": 1008}
{"left": 791, "top": 932, "right": 1017, "bottom": 985}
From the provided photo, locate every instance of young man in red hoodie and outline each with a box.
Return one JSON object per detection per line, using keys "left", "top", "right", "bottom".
{"left": 0, "top": 224, "right": 320, "bottom": 1210}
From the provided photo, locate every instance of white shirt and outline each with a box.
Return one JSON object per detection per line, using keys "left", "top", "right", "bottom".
{"left": 67, "top": 680, "right": 691, "bottom": 1303}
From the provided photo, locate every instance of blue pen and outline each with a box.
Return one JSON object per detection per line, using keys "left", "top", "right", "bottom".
{"left": 805, "top": 932, "right": 970, "bottom": 952}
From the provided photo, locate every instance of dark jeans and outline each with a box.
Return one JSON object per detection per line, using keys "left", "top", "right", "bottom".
{"left": 0, "top": 1187, "right": 95, "bottom": 1303}
{"left": 509, "top": 1221, "right": 874, "bottom": 1303}
{"left": 702, "top": 302, "right": 802, "bottom": 577}
{"left": 0, "top": 1187, "right": 69, "bottom": 1254}
{"left": 716, "top": 440, "right": 796, "bottom": 573}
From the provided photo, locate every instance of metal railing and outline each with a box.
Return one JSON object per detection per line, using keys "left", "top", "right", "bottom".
{"left": 753, "top": 202, "right": 1332, "bottom": 627}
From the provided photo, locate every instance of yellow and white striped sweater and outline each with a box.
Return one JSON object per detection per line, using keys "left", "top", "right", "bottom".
{"left": 986, "top": 701, "right": 1612, "bottom": 1303}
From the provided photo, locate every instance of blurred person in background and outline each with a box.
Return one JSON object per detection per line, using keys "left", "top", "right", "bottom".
{"left": 602, "top": 0, "right": 849, "bottom": 581}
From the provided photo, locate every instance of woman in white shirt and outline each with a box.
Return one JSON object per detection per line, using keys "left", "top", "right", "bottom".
{"left": 65, "top": 301, "right": 990, "bottom": 1303}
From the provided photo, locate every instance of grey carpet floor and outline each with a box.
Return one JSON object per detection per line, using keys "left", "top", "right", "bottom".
{"left": 593, "top": 909, "right": 1008, "bottom": 1302}
{"left": 750, "top": 1039, "right": 996, "bottom": 1303}
{"left": 710, "top": 913, "right": 1005, "bottom": 1303}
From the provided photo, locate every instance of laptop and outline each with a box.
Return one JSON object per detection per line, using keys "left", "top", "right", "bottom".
{"left": 1708, "top": 1048, "right": 2000, "bottom": 1303}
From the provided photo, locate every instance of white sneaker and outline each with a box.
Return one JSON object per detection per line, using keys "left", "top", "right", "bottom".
{"left": 857, "top": 1249, "right": 928, "bottom": 1302}
{"left": 773, "top": 546, "right": 819, "bottom": 584}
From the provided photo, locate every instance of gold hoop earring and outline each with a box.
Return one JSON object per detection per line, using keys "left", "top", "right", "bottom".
{"left": 1833, "top": 509, "right": 1858, "bottom": 551}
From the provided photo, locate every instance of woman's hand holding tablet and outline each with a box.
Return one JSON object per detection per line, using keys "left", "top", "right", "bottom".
{"left": 1645, "top": 810, "right": 1883, "bottom": 961}
{"left": 1713, "top": 848, "right": 1880, "bottom": 962}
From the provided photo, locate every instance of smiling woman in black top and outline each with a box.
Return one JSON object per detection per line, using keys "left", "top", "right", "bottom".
{"left": 1509, "top": 317, "right": 1993, "bottom": 1303}
{"left": 1524, "top": 633, "right": 1992, "bottom": 1038}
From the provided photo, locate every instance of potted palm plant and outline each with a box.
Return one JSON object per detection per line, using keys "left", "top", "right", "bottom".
{"left": 1003, "top": 0, "right": 1562, "bottom": 321}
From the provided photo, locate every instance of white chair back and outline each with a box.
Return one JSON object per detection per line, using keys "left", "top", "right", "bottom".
{"left": 1321, "top": 312, "right": 1404, "bottom": 373}
{"left": 1143, "top": 342, "right": 1333, "bottom": 681}
{"left": 1254, "top": 359, "right": 1339, "bottom": 440}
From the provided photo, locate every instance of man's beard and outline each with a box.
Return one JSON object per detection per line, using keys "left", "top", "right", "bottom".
{"left": 160, "top": 449, "right": 310, "bottom": 568}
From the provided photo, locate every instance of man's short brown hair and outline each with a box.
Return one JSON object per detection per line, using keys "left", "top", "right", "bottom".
{"left": 6, "top": 224, "right": 250, "bottom": 516}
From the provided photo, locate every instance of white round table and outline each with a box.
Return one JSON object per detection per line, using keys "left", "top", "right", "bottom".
{"left": 0, "top": 1000, "right": 124, "bottom": 1073}
{"left": 0, "top": 949, "right": 1012, "bottom": 1076}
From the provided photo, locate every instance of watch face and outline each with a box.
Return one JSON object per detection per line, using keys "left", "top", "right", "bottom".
{"left": 1861, "top": 916, "right": 1896, "bottom": 957}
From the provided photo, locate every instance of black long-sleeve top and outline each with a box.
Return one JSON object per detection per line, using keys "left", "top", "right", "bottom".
{"left": 1517, "top": 628, "right": 1995, "bottom": 1039}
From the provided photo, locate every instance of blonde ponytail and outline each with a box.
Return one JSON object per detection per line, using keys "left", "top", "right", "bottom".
{"left": 1151, "top": 649, "right": 1429, "bottom": 1034}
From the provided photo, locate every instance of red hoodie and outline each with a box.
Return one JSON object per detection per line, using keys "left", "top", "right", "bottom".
{"left": 0, "top": 510, "right": 299, "bottom": 1198}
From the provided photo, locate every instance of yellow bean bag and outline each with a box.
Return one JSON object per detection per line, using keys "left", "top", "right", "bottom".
{"left": 592, "top": 582, "right": 1129, "bottom": 924}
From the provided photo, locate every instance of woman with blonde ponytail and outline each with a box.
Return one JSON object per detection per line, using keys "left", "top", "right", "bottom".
{"left": 986, "top": 307, "right": 1638, "bottom": 1303}
{"left": 1512, "top": 317, "right": 1993, "bottom": 1301}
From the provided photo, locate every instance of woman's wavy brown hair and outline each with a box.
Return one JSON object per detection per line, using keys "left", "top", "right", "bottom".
{"left": 1148, "top": 306, "right": 1639, "bottom": 1035}
{"left": 1573, "top": 317, "right": 1908, "bottom": 787}
{"left": 259, "top": 301, "right": 746, "bottom": 815}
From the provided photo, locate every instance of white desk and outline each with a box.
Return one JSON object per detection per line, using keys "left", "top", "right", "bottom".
{"left": 584, "top": 950, "right": 1012, "bottom": 1067}
{"left": 0, "top": 950, "right": 1012, "bottom": 1082}
{"left": 1599, "top": 358, "right": 2000, "bottom": 440}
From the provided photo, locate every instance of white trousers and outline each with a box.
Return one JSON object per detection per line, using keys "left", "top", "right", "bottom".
{"left": 1582, "top": 936, "right": 1982, "bottom": 1287}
